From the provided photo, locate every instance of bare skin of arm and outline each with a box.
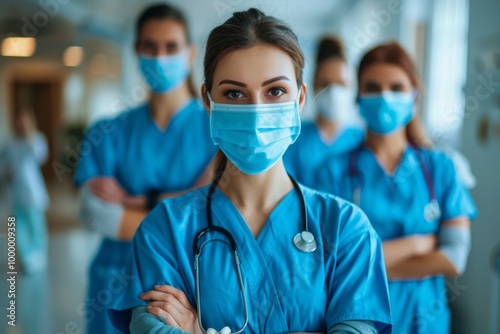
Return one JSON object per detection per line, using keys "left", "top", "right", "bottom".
{"left": 89, "top": 161, "right": 214, "bottom": 241}
{"left": 383, "top": 234, "right": 437, "bottom": 269}
{"left": 387, "top": 218, "right": 470, "bottom": 279}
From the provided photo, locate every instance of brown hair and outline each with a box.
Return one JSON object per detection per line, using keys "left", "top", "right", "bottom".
{"left": 358, "top": 41, "right": 430, "bottom": 147}
{"left": 314, "top": 36, "right": 346, "bottom": 89}
{"left": 135, "top": 3, "right": 197, "bottom": 96}
{"left": 203, "top": 8, "right": 305, "bottom": 178}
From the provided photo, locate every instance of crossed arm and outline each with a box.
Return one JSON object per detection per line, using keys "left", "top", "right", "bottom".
{"left": 383, "top": 217, "right": 471, "bottom": 279}
{"left": 132, "top": 286, "right": 377, "bottom": 334}
{"left": 79, "top": 162, "right": 213, "bottom": 241}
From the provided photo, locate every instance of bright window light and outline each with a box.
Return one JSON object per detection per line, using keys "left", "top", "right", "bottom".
{"left": 1, "top": 37, "right": 36, "bottom": 57}
{"left": 63, "top": 46, "right": 84, "bottom": 67}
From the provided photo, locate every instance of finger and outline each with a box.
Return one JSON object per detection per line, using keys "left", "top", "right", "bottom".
{"left": 154, "top": 285, "right": 192, "bottom": 310}
{"left": 148, "top": 300, "right": 186, "bottom": 318}
{"left": 148, "top": 306, "right": 180, "bottom": 328}
{"left": 140, "top": 290, "right": 174, "bottom": 302}
{"left": 161, "top": 310, "right": 180, "bottom": 328}
{"left": 148, "top": 302, "right": 185, "bottom": 324}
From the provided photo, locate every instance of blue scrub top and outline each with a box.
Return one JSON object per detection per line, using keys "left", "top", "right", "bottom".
{"left": 283, "top": 121, "right": 364, "bottom": 187}
{"left": 314, "top": 145, "right": 478, "bottom": 334}
{"left": 74, "top": 99, "right": 217, "bottom": 194}
{"left": 108, "top": 185, "right": 392, "bottom": 333}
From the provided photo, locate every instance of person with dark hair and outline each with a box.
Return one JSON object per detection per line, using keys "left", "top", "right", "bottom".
{"left": 108, "top": 8, "right": 392, "bottom": 334}
{"left": 73, "top": 3, "right": 216, "bottom": 333}
{"left": 283, "top": 36, "right": 364, "bottom": 187}
{"left": 315, "top": 41, "right": 477, "bottom": 333}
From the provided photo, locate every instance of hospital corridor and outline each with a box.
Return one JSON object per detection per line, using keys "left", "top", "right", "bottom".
{"left": 0, "top": 0, "right": 499, "bottom": 333}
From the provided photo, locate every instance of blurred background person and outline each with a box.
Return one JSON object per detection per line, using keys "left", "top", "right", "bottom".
{"left": 315, "top": 42, "right": 478, "bottom": 334}
{"left": 73, "top": 3, "right": 216, "bottom": 333}
{"left": 0, "top": 108, "right": 49, "bottom": 274}
{"left": 283, "top": 36, "right": 363, "bottom": 187}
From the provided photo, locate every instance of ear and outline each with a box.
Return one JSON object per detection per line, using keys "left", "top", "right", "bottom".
{"left": 298, "top": 82, "right": 308, "bottom": 112}
{"left": 134, "top": 39, "right": 140, "bottom": 56}
{"left": 188, "top": 45, "right": 196, "bottom": 66}
{"left": 201, "top": 84, "right": 210, "bottom": 114}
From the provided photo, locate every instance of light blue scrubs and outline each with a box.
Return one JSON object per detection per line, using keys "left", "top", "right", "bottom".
{"left": 315, "top": 145, "right": 478, "bottom": 334}
{"left": 283, "top": 121, "right": 364, "bottom": 187}
{"left": 108, "top": 184, "right": 392, "bottom": 333}
{"left": 73, "top": 99, "right": 217, "bottom": 334}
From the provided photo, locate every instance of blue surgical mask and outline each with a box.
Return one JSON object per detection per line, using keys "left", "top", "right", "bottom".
{"left": 358, "top": 91, "right": 415, "bottom": 134}
{"left": 208, "top": 92, "right": 302, "bottom": 175}
{"left": 139, "top": 50, "right": 190, "bottom": 93}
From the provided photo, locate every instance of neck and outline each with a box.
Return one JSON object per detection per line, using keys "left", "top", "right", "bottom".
{"left": 220, "top": 160, "right": 293, "bottom": 212}
{"left": 365, "top": 128, "right": 408, "bottom": 173}
{"left": 149, "top": 82, "right": 191, "bottom": 129}
{"left": 316, "top": 115, "right": 339, "bottom": 140}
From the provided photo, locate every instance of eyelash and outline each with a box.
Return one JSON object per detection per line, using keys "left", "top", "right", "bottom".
{"left": 223, "top": 87, "right": 287, "bottom": 99}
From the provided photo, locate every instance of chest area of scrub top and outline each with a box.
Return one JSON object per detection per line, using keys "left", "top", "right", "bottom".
{"left": 350, "top": 148, "right": 440, "bottom": 239}
{"left": 195, "top": 189, "right": 327, "bottom": 333}
{"left": 115, "top": 102, "right": 215, "bottom": 194}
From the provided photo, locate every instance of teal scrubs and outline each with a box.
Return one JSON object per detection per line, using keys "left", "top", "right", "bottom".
{"left": 283, "top": 121, "right": 364, "bottom": 187}
{"left": 315, "top": 145, "right": 478, "bottom": 334}
{"left": 73, "top": 99, "right": 217, "bottom": 334}
{"left": 108, "top": 184, "right": 392, "bottom": 333}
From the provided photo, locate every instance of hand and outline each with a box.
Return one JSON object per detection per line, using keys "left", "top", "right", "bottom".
{"left": 411, "top": 234, "right": 437, "bottom": 256}
{"left": 140, "top": 285, "right": 201, "bottom": 334}
{"left": 88, "top": 177, "right": 127, "bottom": 204}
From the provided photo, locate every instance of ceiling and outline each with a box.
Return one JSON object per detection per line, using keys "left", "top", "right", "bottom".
{"left": 0, "top": 0, "right": 359, "bottom": 57}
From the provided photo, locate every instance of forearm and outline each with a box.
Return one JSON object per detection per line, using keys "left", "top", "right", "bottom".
{"left": 130, "top": 306, "right": 187, "bottom": 334}
{"left": 117, "top": 208, "right": 148, "bottom": 240}
{"left": 79, "top": 185, "right": 124, "bottom": 238}
{"left": 327, "top": 320, "right": 378, "bottom": 334}
{"left": 387, "top": 251, "right": 458, "bottom": 279}
{"left": 382, "top": 237, "right": 418, "bottom": 269}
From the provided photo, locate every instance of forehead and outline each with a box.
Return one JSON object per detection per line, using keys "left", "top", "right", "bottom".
{"left": 316, "top": 59, "right": 348, "bottom": 78}
{"left": 360, "top": 63, "right": 412, "bottom": 83}
{"left": 138, "top": 19, "right": 187, "bottom": 41}
{"left": 213, "top": 44, "right": 297, "bottom": 85}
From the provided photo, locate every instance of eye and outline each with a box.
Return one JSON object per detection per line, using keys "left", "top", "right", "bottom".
{"left": 224, "top": 90, "right": 245, "bottom": 99}
{"left": 143, "top": 41, "right": 155, "bottom": 51}
{"left": 390, "top": 83, "right": 404, "bottom": 92}
{"left": 268, "top": 87, "right": 286, "bottom": 97}
{"left": 166, "top": 42, "right": 179, "bottom": 54}
{"left": 365, "top": 81, "right": 381, "bottom": 93}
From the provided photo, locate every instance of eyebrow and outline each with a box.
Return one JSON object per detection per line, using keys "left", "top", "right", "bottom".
{"left": 218, "top": 79, "right": 246, "bottom": 87}
{"left": 262, "top": 76, "right": 290, "bottom": 86}
{"left": 218, "top": 75, "right": 291, "bottom": 88}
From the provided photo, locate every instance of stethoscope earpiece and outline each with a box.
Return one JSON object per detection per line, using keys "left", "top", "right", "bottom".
{"left": 206, "top": 327, "right": 231, "bottom": 334}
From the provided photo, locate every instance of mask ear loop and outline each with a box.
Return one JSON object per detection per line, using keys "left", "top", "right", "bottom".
{"left": 206, "top": 92, "right": 215, "bottom": 111}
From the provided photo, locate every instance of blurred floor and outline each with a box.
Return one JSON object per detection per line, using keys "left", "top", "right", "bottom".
{"left": 0, "top": 181, "right": 100, "bottom": 334}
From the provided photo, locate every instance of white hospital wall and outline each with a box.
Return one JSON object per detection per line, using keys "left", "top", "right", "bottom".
{"left": 455, "top": 0, "right": 500, "bottom": 332}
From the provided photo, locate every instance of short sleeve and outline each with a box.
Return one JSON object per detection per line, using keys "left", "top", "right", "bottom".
{"left": 325, "top": 204, "right": 392, "bottom": 333}
{"left": 108, "top": 205, "right": 191, "bottom": 333}
{"left": 436, "top": 154, "right": 478, "bottom": 221}
{"left": 313, "top": 157, "right": 344, "bottom": 195}
{"left": 73, "top": 119, "right": 118, "bottom": 187}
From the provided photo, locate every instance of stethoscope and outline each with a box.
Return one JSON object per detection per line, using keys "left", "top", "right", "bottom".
{"left": 349, "top": 145, "right": 442, "bottom": 223}
{"left": 193, "top": 174, "right": 316, "bottom": 334}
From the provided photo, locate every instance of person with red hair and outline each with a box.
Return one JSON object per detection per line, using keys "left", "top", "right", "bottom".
{"left": 315, "top": 41, "right": 477, "bottom": 333}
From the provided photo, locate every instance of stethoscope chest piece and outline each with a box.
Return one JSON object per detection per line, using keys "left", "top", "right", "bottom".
{"left": 293, "top": 231, "right": 317, "bottom": 253}
{"left": 424, "top": 199, "right": 441, "bottom": 223}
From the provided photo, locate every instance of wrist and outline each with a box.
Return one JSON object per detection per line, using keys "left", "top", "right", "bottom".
{"left": 409, "top": 235, "right": 421, "bottom": 256}
{"left": 146, "top": 190, "right": 161, "bottom": 211}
